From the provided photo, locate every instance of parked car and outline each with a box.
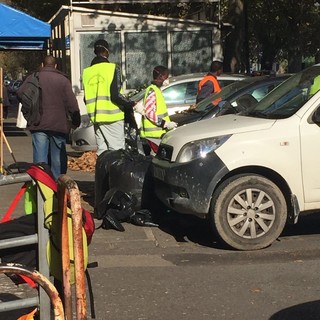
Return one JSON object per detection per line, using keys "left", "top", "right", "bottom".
{"left": 132, "top": 72, "right": 247, "bottom": 122}
{"left": 170, "top": 74, "right": 291, "bottom": 126}
{"left": 152, "top": 65, "right": 320, "bottom": 251}
{"left": 8, "top": 79, "right": 23, "bottom": 102}
{"left": 4, "top": 79, "right": 11, "bottom": 86}
{"left": 71, "top": 73, "right": 247, "bottom": 151}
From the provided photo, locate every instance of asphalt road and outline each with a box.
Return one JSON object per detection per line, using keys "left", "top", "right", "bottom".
{"left": 1, "top": 118, "right": 320, "bottom": 320}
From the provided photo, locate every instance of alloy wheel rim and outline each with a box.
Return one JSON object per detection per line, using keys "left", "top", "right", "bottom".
{"left": 226, "top": 188, "right": 276, "bottom": 239}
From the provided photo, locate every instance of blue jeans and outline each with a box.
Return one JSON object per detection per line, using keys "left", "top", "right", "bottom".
{"left": 31, "top": 131, "right": 67, "bottom": 180}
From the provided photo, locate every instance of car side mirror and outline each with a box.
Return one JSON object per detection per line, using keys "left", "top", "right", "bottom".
{"left": 312, "top": 107, "right": 320, "bottom": 125}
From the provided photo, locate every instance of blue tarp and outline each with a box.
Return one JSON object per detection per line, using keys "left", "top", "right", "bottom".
{"left": 0, "top": 3, "right": 51, "bottom": 50}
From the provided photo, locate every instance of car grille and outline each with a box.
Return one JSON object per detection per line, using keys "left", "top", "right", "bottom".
{"left": 156, "top": 144, "right": 173, "bottom": 161}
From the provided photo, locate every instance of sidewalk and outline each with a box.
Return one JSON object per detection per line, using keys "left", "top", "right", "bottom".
{"left": 0, "top": 119, "right": 176, "bottom": 319}
{"left": 0, "top": 118, "right": 96, "bottom": 319}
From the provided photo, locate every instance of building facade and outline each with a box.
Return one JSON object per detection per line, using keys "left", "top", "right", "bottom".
{"left": 49, "top": 5, "right": 223, "bottom": 111}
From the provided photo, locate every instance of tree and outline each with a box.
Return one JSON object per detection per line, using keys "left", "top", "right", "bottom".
{"left": 220, "top": 0, "right": 246, "bottom": 73}
{"left": 0, "top": 51, "right": 44, "bottom": 80}
{"left": 247, "top": 0, "right": 320, "bottom": 72}
{"left": 7, "top": 0, "right": 68, "bottom": 20}
{"left": 5, "top": 0, "right": 320, "bottom": 75}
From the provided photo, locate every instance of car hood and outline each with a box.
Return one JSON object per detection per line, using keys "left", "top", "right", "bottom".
{"left": 170, "top": 110, "right": 203, "bottom": 126}
{"left": 161, "top": 114, "right": 276, "bottom": 154}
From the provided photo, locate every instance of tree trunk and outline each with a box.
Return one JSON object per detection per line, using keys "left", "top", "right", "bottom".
{"left": 315, "top": 49, "right": 320, "bottom": 64}
{"left": 287, "top": 48, "right": 303, "bottom": 72}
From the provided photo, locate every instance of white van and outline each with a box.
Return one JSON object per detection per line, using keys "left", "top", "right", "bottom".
{"left": 152, "top": 64, "right": 320, "bottom": 251}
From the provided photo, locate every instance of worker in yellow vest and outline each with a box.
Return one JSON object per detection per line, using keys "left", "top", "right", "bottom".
{"left": 139, "top": 65, "right": 177, "bottom": 155}
{"left": 196, "top": 60, "right": 223, "bottom": 103}
{"left": 82, "top": 39, "right": 136, "bottom": 155}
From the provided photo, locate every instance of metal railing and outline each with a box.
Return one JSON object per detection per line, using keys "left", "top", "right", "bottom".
{"left": 0, "top": 264, "right": 65, "bottom": 320}
{"left": 0, "top": 172, "right": 88, "bottom": 320}
{"left": 0, "top": 172, "right": 51, "bottom": 318}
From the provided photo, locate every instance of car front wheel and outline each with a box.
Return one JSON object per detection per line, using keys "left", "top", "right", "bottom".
{"left": 210, "top": 174, "right": 287, "bottom": 250}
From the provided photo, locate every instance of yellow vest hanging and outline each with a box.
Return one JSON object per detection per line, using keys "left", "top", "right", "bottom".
{"left": 82, "top": 63, "right": 124, "bottom": 123}
{"left": 140, "top": 85, "right": 170, "bottom": 138}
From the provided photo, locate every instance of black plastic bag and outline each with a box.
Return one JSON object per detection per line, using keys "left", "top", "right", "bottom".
{"left": 94, "top": 149, "right": 124, "bottom": 213}
{"left": 94, "top": 150, "right": 153, "bottom": 219}
{"left": 97, "top": 189, "right": 158, "bottom": 231}
{"left": 109, "top": 152, "right": 153, "bottom": 209}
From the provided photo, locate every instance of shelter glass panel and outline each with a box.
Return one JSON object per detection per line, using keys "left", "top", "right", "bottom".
{"left": 171, "top": 30, "right": 212, "bottom": 76}
{"left": 125, "top": 32, "right": 167, "bottom": 91}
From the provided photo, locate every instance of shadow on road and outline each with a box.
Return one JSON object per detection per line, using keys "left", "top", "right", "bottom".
{"left": 0, "top": 293, "right": 35, "bottom": 320}
{"left": 76, "top": 180, "right": 95, "bottom": 210}
{"left": 270, "top": 300, "right": 320, "bottom": 320}
{"left": 154, "top": 209, "right": 320, "bottom": 249}
{"left": 75, "top": 175, "right": 320, "bottom": 250}
{"left": 282, "top": 211, "right": 320, "bottom": 236}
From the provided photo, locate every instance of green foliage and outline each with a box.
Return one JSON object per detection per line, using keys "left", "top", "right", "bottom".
{"left": 220, "top": 0, "right": 320, "bottom": 72}
{"left": 4, "top": 0, "right": 320, "bottom": 75}
{"left": 8, "top": 0, "right": 68, "bottom": 20}
{"left": 0, "top": 51, "right": 44, "bottom": 80}
{"left": 246, "top": 0, "right": 320, "bottom": 70}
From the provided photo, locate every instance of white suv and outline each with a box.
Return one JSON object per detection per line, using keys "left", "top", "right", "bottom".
{"left": 152, "top": 65, "right": 320, "bottom": 251}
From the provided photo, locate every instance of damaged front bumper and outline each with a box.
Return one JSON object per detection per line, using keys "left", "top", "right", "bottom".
{"left": 152, "top": 153, "right": 229, "bottom": 219}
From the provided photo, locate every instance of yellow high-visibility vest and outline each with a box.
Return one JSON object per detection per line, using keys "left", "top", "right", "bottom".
{"left": 140, "top": 85, "right": 170, "bottom": 138}
{"left": 309, "top": 75, "right": 320, "bottom": 96}
{"left": 82, "top": 63, "right": 124, "bottom": 123}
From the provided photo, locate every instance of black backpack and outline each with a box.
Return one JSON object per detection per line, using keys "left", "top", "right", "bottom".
{"left": 19, "top": 72, "right": 42, "bottom": 126}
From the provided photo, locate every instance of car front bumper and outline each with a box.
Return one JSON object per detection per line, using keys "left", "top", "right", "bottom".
{"left": 152, "top": 153, "right": 229, "bottom": 218}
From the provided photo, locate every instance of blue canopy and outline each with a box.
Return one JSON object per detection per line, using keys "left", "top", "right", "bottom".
{"left": 0, "top": 3, "right": 51, "bottom": 50}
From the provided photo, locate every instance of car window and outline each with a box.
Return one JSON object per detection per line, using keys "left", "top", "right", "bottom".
{"left": 247, "top": 67, "right": 320, "bottom": 119}
{"left": 229, "top": 79, "right": 287, "bottom": 108}
{"left": 194, "top": 79, "right": 257, "bottom": 112}
{"left": 13, "top": 81, "right": 22, "bottom": 89}
{"left": 162, "top": 83, "right": 189, "bottom": 105}
{"left": 250, "top": 81, "right": 282, "bottom": 101}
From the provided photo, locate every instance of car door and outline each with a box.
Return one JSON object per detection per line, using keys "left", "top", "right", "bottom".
{"left": 300, "top": 102, "right": 320, "bottom": 204}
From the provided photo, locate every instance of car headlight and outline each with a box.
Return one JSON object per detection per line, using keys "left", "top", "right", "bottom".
{"left": 176, "top": 135, "right": 232, "bottom": 163}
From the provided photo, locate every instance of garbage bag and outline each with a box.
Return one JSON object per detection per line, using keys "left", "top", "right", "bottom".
{"left": 100, "top": 209, "right": 125, "bottom": 232}
{"left": 96, "top": 188, "right": 137, "bottom": 220}
{"left": 129, "top": 209, "right": 159, "bottom": 227}
{"left": 94, "top": 150, "right": 124, "bottom": 212}
{"left": 109, "top": 152, "right": 153, "bottom": 209}
{"left": 94, "top": 150, "right": 154, "bottom": 220}
{"left": 97, "top": 189, "right": 158, "bottom": 231}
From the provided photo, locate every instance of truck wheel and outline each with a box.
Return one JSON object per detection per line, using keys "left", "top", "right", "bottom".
{"left": 210, "top": 174, "right": 287, "bottom": 250}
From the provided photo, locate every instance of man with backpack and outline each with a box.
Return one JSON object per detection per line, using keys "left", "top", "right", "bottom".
{"left": 17, "top": 55, "right": 81, "bottom": 180}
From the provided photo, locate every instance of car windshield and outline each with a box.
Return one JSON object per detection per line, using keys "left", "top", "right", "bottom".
{"left": 245, "top": 65, "right": 320, "bottom": 119}
{"left": 192, "top": 77, "right": 259, "bottom": 112}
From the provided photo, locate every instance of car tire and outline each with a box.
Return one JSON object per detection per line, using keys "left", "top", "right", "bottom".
{"left": 210, "top": 174, "right": 287, "bottom": 251}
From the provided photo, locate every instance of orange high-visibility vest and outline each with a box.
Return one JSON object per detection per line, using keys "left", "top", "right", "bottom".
{"left": 198, "top": 74, "right": 221, "bottom": 95}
